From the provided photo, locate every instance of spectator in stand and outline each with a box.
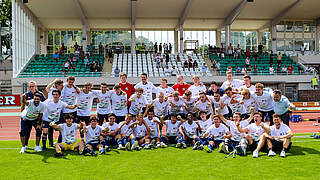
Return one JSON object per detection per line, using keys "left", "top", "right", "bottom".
{"left": 245, "top": 57, "right": 250, "bottom": 67}
{"left": 253, "top": 52, "right": 258, "bottom": 61}
{"left": 282, "top": 65, "right": 287, "bottom": 74}
{"left": 169, "top": 43, "right": 172, "bottom": 53}
{"left": 63, "top": 60, "right": 70, "bottom": 74}
{"left": 74, "top": 48, "right": 80, "bottom": 59}
{"left": 246, "top": 49, "right": 250, "bottom": 58}
{"left": 236, "top": 66, "right": 241, "bottom": 75}
{"left": 247, "top": 65, "right": 252, "bottom": 74}
{"left": 277, "top": 52, "right": 282, "bottom": 66}
{"left": 90, "top": 61, "right": 97, "bottom": 72}
{"left": 69, "top": 46, "right": 75, "bottom": 55}
{"left": 269, "top": 65, "right": 274, "bottom": 75}
{"left": 159, "top": 43, "right": 162, "bottom": 53}
{"left": 119, "top": 73, "right": 135, "bottom": 104}
{"left": 270, "top": 50, "right": 274, "bottom": 65}
{"left": 176, "top": 55, "right": 180, "bottom": 62}
{"left": 276, "top": 64, "right": 281, "bottom": 74}
{"left": 300, "top": 45, "right": 305, "bottom": 55}
{"left": 206, "top": 81, "right": 225, "bottom": 96}
{"left": 227, "top": 66, "right": 232, "bottom": 72}
{"left": 96, "top": 61, "right": 102, "bottom": 72}
{"left": 99, "top": 43, "right": 103, "bottom": 56}
{"left": 172, "top": 75, "right": 191, "bottom": 96}
{"left": 216, "top": 61, "right": 221, "bottom": 75}
{"left": 201, "top": 63, "right": 207, "bottom": 76}
{"left": 258, "top": 43, "right": 264, "bottom": 55}
{"left": 164, "top": 65, "right": 172, "bottom": 77}
{"left": 188, "top": 59, "right": 193, "bottom": 69}
{"left": 171, "top": 66, "right": 178, "bottom": 76}
{"left": 298, "top": 65, "right": 304, "bottom": 74}
{"left": 253, "top": 64, "right": 258, "bottom": 75}
{"left": 89, "top": 43, "right": 94, "bottom": 55}
{"left": 72, "top": 56, "right": 78, "bottom": 66}
{"left": 69, "top": 62, "right": 76, "bottom": 72}
{"left": 220, "top": 51, "right": 225, "bottom": 61}
{"left": 241, "top": 66, "right": 247, "bottom": 75}
{"left": 60, "top": 43, "right": 66, "bottom": 55}
{"left": 183, "top": 60, "right": 189, "bottom": 69}
{"left": 79, "top": 47, "right": 84, "bottom": 60}
{"left": 234, "top": 44, "right": 241, "bottom": 62}
{"left": 53, "top": 49, "right": 60, "bottom": 62}
{"left": 193, "top": 60, "right": 198, "bottom": 69}
{"left": 212, "top": 58, "right": 217, "bottom": 69}
{"left": 84, "top": 56, "right": 89, "bottom": 69}
{"left": 165, "top": 53, "right": 170, "bottom": 65}
{"left": 114, "top": 66, "right": 120, "bottom": 77}
{"left": 287, "top": 64, "right": 293, "bottom": 74}
{"left": 227, "top": 43, "right": 233, "bottom": 58}
{"left": 154, "top": 42, "right": 158, "bottom": 53}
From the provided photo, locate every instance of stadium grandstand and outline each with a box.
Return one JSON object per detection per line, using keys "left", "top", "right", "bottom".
{"left": 1, "top": 0, "right": 320, "bottom": 179}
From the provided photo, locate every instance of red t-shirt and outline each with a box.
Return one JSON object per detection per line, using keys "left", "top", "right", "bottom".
{"left": 119, "top": 82, "right": 135, "bottom": 100}
{"left": 172, "top": 83, "right": 191, "bottom": 96}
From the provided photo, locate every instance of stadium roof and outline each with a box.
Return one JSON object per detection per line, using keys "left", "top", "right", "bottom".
{"left": 25, "top": 0, "right": 320, "bottom": 31}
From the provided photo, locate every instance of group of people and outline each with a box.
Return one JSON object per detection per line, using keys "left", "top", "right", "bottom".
{"left": 19, "top": 71, "right": 295, "bottom": 158}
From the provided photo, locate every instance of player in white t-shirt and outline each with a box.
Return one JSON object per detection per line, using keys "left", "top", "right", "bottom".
{"left": 110, "top": 84, "right": 128, "bottom": 123}
{"left": 150, "top": 92, "right": 169, "bottom": 119}
{"left": 193, "top": 111, "right": 213, "bottom": 150}
{"left": 168, "top": 91, "right": 186, "bottom": 116}
{"left": 188, "top": 75, "right": 206, "bottom": 97}
{"left": 42, "top": 90, "right": 78, "bottom": 150}
{"left": 202, "top": 115, "right": 231, "bottom": 153}
{"left": 160, "top": 114, "right": 185, "bottom": 148}
{"left": 252, "top": 83, "right": 275, "bottom": 124}
{"left": 49, "top": 114, "right": 85, "bottom": 157}
{"left": 45, "top": 79, "right": 64, "bottom": 100}
{"left": 262, "top": 114, "right": 293, "bottom": 158}
{"left": 134, "top": 73, "right": 157, "bottom": 104}
{"left": 193, "top": 92, "right": 213, "bottom": 118}
{"left": 128, "top": 88, "right": 148, "bottom": 116}
{"left": 221, "top": 71, "right": 243, "bottom": 91}
{"left": 182, "top": 90, "right": 198, "bottom": 116}
{"left": 177, "top": 113, "right": 201, "bottom": 149}
{"left": 76, "top": 83, "right": 96, "bottom": 125}
{"left": 19, "top": 93, "right": 45, "bottom": 153}
{"left": 61, "top": 76, "right": 80, "bottom": 118}
{"left": 240, "top": 89, "right": 256, "bottom": 119}
{"left": 100, "top": 114, "right": 120, "bottom": 152}
{"left": 143, "top": 110, "right": 162, "bottom": 148}
{"left": 156, "top": 78, "right": 174, "bottom": 98}
{"left": 239, "top": 75, "right": 255, "bottom": 93}
{"left": 115, "top": 114, "right": 134, "bottom": 150}
{"left": 92, "top": 83, "right": 112, "bottom": 125}
{"left": 129, "top": 113, "right": 151, "bottom": 150}
{"left": 83, "top": 116, "right": 107, "bottom": 156}
{"left": 212, "top": 92, "right": 229, "bottom": 119}
{"left": 236, "top": 112, "right": 270, "bottom": 158}
{"left": 223, "top": 87, "right": 246, "bottom": 117}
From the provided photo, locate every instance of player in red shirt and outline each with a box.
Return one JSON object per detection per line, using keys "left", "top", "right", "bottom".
{"left": 119, "top": 73, "right": 135, "bottom": 106}
{"left": 172, "top": 75, "right": 191, "bottom": 96}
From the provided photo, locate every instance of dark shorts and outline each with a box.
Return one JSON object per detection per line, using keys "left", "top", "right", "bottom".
{"left": 213, "top": 140, "right": 223, "bottom": 148}
{"left": 102, "top": 136, "right": 117, "bottom": 146}
{"left": 20, "top": 119, "right": 39, "bottom": 136}
{"left": 86, "top": 142, "right": 100, "bottom": 150}
{"left": 77, "top": 115, "right": 90, "bottom": 125}
{"left": 97, "top": 113, "right": 109, "bottom": 125}
{"left": 167, "top": 136, "right": 178, "bottom": 144}
{"left": 271, "top": 139, "right": 292, "bottom": 152}
{"left": 42, "top": 121, "right": 51, "bottom": 128}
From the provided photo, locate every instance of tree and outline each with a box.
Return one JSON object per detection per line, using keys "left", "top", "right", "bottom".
{"left": 0, "top": 0, "right": 12, "bottom": 50}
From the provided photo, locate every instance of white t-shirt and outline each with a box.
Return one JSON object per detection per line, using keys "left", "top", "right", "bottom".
{"left": 133, "top": 123, "right": 148, "bottom": 138}
{"left": 59, "top": 123, "right": 78, "bottom": 144}
{"left": 76, "top": 91, "right": 96, "bottom": 116}
{"left": 212, "top": 98, "right": 229, "bottom": 115}
{"left": 188, "top": 84, "right": 206, "bottom": 97}
{"left": 183, "top": 97, "right": 197, "bottom": 114}
{"left": 110, "top": 92, "right": 128, "bottom": 116}
{"left": 153, "top": 99, "right": 169, "bottom": 117}
{"left": 156, "top": 86, "right": 174, "bottom": 98}
{"left": 129, "top": 94, "right": 148, "bottom": 115}
{"left": 205, "top": 124, "right": 229, "bottom": 140}
{"left": 48, "top": 87, "right": 64, "bottom": 100}
{"left": 198, "top": 119, "right": 213, "bottom": 136}
{"left": 21, "top": 100, "right": 45, "bottom": 120}
{"left": 144, "top": 117, "right": 160, "bottom": 138}
{"left": 195, "top": 100, "right": 212, "bottom": 115}
{"left": 42, "top": 99, "right": 68, "bottom": 122}
{"left": 165, "top": 120, "right": 180, "bottom": 137}
{"left": 134, "top": 82, "right": 157, "bottom": 104}
{"left": 102, "top": 122, "right": 119, "bottom": 134}
{"left": 253, "top": 92, "right": 274, "bottom": 111}
{"left": 226, "top": 120, "right": 249, "bottom": 141}
{"left": 92, "top": 90, "right": 112, "bottom": 115}
{"left": 168, "top": 97, "right": 185, "bottom": 115}
{"left": 242, "top": 96, "right": 256, "bottom": 114}
{"left": 246, "top": 122, "right": 269, "bottom": 141}
{"left": 119, "top": 121, "right": 133, "bottom": 137}
{"left": 62, "top": 84, "right": 77, "bottom": 113}
{"left": 270, "top": 124, "right": 291, "bottom": 138}
{"left": 181, "top": 121, "right": 198, "bottom": 138}
{"left": 85, "top": 125, "right": 103, "bottom": 144}
{"left": 239, "top": 84, "right": 256, "bottom": 93}
{"left": 221, "top": 79, "right": 243, "bottom": 91}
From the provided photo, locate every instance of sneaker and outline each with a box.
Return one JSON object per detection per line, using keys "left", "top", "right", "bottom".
{"left": 182, "top": 142, "right": 187, "bottom": 149}
{"left": 192, "top": 141, "right": 200, "bottom": 150}
{"left": 198, "top": 144, "right": 204, "bottom": 150}
{"left": 24, "top": 146, "right": 28, "bottom": 150}
{"left": 125, "top": 142, "right": 131, "bottom": 151}
{"left": 35, "top": 146, "right": 42, "bottom": 152}
{"left": 219, "top": 143, "right": 229, "bottom": 154}
{"left": 315, "top": 135, "right": 320, "bottom": 139}
{"left": 203, "top": 145, "right": 212, "bottom": 153}
{"left": 151, "top": 139, "right": 156, "bottom": 145}
{"left": 252, "top": 149, "right": 259, "bottom": 158}
{"left": 20, "top": 147, "right": 26, "bottom": 154}
{"left": 131, "top": 141, "right": 139, "bottom": 151}
{"left": 99, "top": 148, "right": 105, "bottom": 155}
{"left": 90, "top": 150, "right": 97, "bottom": 156}
{"left": 160, "top": 142, "right": 167, "bottom": 148}
{"left": 268, "top": 150, "right": 276, "bottom": 157}
{"left": 176, "top": 143, "right": 181, "bottom": 148}
{"left": 310, "top": 133, "right": 317, "bottom": 137}
{"left": 156, "top": 143, "right": 161, "bottom": 148}
{"left": 239, "top": 145, "right": 246, "bottom": 156}
{"left": 54, "top": 152, "right": 63, "bottom": 157}
{"left": 105, "top": 146, "right": 111, "bottom": 152}
{"left": 280, "top": 150, "right": 286, "bottom": 158}
{"left": 117, "top": 144, "right": 123, "bottom": 150}
{"left": 144, "top": 144, "right": 151, "bottom": 149}
{"left": 49, "top": 142, "right": 54, "bottom": 147}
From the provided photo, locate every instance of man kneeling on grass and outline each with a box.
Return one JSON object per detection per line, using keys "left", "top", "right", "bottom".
{"left": 258, "top": 114, "right": 293, "bottom": 158}
{"left": 50, "top": 114, "right": 85, "bottom": 157}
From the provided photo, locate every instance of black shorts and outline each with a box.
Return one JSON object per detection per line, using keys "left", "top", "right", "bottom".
{"left": 167, "top": 136, "right": 178, "bottom": 144}
{"left": 77, "top": 115, "right": 90, "bottom": 125}
{"left": 213, "top": 140, "right": 223, "bottom": 148}
{"left": 86, "top": 142, "right": 100, "bottom": 150}
{"left": 42, "top": 121, "right": 51, "bottom": 128}
{"left": 271, "top": 139, "right": 292, "bottom": 152}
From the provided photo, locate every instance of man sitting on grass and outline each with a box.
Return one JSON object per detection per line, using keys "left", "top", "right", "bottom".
{"left": 160, "top": 115, "right": 185, "bottom": 148}
{"left": 129, "top": 113, "right": 151, "bottom": 150}
{"left": 177, "top": 113, "right": 202, "bottom": 149}
{"left": 50, "top": 114, "right": 85, "bottom": 157}
{"left": 260, "top": 114, "right": 293, "bottom": 158}
{"left": 101, "top": 113, "right": 120, "bottom": 152}
{"left": 115, "top": 114, "right": 134, "bottom": 151}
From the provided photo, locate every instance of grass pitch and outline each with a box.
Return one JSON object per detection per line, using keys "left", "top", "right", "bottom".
{"left": 0, "top": 133, "right": 319, "bottom": 180}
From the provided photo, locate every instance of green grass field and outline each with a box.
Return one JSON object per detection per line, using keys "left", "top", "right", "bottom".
{"left": 1, "top": 133, "right": 319, "bottom": 180}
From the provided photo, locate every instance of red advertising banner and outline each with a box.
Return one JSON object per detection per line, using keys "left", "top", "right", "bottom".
{"left": 0, "top": 95, "right": 21, "bottom": 106}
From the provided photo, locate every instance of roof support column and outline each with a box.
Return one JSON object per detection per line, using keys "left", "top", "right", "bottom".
{"left": 216, "top": 30, "right": 221, "bottom": 47}
{"left": 131, "top": 0, "right": 136, "bottom": 54}
{"left": 179, "top": 24, "right": 184, "bottom": 54}
{"left": 43, "top": 30, "right": 48, "bottom": 54}
{"left": 271, "top": 25, "right": 277, "bottom": 53}
{"left": 82, "top": 26, "right": 87, "bottom": 53}
{"left": 174, "top": 30, "right": 178, "bottom": 54}
{"left": 225, "top": 25, "right": 231, "bottom": 51}
{"left": 315, "top": 21, "right": 319, "bottom": 55}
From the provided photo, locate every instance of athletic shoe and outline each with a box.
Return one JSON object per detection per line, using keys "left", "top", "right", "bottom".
{"left": 144, "top": 144, "right": 151, "bottom": 149}
{"left": 239, "top": 145, "right": 246, "bottom": 156}
{"left": 24, "top": 145, "right": 28, "bottom": 150}
{"left": 49, "top": 142, "right": 54, "bottom": 148}
{"left": 280, "top": 150, "right": 286, "bottom": 158}
{"left": 54, "top": 152, "right": 63, "bottom": 157}
{"left": 198, "top": 144, "right": 204, "bottom": 150}
{"left": 125, "top": 142, "right": 131, "bottom": 151}
{"left": 117, "top": 144, "right": 123, "bottom": 150}
{"left": 131, "top": 141, "right": 139, "bottom": 151}
{"left": 156, "top": 143, "right": 161, "bottom": 148}
{"left": 151, "top": 139, "right": 156, "bottom": 145}
{"left": 310, "top": 133, "right": 317, "bottom": 137}
{"left": 182, "top": 142, "right": 187, "bottom": 149}
{"left": 192, "top": 141, "right": 200, "bottom": 150}
{"left": 20, "top": 147, "right": 26, "bottom": 154}
{"left": 35, "top": 146, "right": 42, "bottom": 152}
{"left": 175, "top": 143, "right": 181, "bottom": 148}
{"left": 268, "top": 150, "right": 276, "bottom": 156}
{"left": 160, "top": 142, "right": 167, "bottom": 148}
{"left": 315, "top": 135, "right": 320, "bottom": 139}
{"left": 252, "top": 149, "right": 259, "bottom": 158}
{"left": 105, "top": 146, "right": 111, "bottom": 152}
{"left": 203, "top": 145, "right": 212, "bottom": 153}
{"left": 90, "top": 150, "right": 97, "bottom": 156}
{"left": 219, "top": 143, "right": 229, "bottom": 154}
{"left": 99, "top": 148, "right": 105, "bottom": 155}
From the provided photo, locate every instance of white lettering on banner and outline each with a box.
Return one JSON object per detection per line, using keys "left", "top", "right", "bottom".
{"left": 5, "top": 96, "right": 15, "bottom": 105}
{"left": 0, "top": 97, "right": 3, "bottom": 105}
